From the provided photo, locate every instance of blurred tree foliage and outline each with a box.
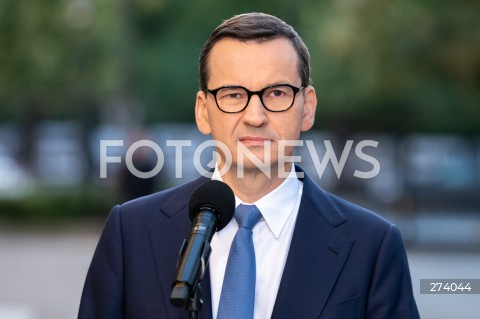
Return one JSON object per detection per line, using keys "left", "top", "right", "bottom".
{"left": 0, "top": 0, "right": 479, "bottom": 134}
{"left": 304, "top": 0, "right": 480, "bottom": 134}
{"left": 0, "top": 0, "right": 119, "bottom": 122}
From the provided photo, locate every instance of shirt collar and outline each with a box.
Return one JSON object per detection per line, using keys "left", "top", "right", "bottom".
{"left": 212, "top": 165, "right": 302, "bottom": 239}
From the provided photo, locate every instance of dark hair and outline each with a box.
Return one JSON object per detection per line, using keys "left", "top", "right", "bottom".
{"left": 199, "top": 12, "right": 311, "bottom": 92}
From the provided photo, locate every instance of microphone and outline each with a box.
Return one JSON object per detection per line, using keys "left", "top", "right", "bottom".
{"left": 170, "top": 180, "right": 235, "bottom": 308}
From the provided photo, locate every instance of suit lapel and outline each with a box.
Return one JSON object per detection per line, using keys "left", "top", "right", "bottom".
{"left": 148, "top": 176, "right": 213, "bottom": 319}
{"left": 272, "top": 172, "right": 354, "bottom": 318}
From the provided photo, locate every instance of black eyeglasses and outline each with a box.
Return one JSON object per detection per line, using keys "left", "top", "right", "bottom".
{"left": 207, "top": 84, "right": 303, "bottom": 113}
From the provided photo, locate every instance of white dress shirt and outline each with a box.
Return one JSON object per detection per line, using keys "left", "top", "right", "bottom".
{"left": 209, "top": 167, "right": 303, "bottom": 319}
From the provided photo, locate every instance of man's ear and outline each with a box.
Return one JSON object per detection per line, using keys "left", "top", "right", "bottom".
{"left": 301, "top": 85, "right": 317, "bottom": 132}
{"left": 195, "top": 90, "right": 212, "bottom": 135}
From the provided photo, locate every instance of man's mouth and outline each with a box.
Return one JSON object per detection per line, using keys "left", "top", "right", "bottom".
{"left": 238, "top": 136, "right": 269, "bottom": 147}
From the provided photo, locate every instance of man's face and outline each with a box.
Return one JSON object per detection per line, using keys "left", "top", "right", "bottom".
{"left": 195, "top": 37, "right": 317, "bottom": 175}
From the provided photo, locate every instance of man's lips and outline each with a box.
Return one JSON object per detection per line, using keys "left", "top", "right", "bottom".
{"left": 238, "top": 136, "right": 270, "bottom": 146}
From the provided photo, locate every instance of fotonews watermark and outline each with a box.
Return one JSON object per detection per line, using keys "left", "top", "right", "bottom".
{"left": 99, "top": 139, "right": 380, "bottom": 179}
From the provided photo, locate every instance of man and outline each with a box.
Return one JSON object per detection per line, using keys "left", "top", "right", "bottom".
{"left": 79, "top": 12, "right": 420, "bottom": 318}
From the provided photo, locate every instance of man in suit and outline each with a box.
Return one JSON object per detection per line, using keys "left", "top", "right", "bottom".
{"left": 79, "top": 12, "right": 420, "bottom": 318}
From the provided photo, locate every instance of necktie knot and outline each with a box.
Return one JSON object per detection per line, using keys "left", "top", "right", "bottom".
{"left": 235, "top": 204, "right": 262, "bottom": 230}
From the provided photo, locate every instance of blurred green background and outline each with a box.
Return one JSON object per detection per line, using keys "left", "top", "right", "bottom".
{"left": 1, "top": 0, "right": 479, "bottom": 131}
{"left": 0, "top": 0, "right": 479, "bottom": 218}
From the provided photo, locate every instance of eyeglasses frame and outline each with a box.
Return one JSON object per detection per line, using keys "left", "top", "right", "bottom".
{"left": 207, "top": 84, "right": 303, "bottom": 113}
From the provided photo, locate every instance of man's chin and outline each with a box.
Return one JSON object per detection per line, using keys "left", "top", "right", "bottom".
{"left": 231, "top": 160, "right": 290, "bottom": 179}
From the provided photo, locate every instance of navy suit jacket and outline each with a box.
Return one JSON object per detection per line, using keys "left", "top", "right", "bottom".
{"left": 79, "top": 168, "right": 420, "bottom": 318}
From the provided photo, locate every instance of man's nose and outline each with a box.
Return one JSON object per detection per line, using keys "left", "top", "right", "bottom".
{"left": 242, "top": 94, "right": 268, "bottom": 126}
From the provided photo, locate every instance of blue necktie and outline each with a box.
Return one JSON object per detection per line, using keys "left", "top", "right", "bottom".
{"left": 217, "top": 204, "right": 262, "bottom": 319}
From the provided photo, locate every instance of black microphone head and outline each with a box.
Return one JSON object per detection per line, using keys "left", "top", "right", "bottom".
{"left": 188, "top": 180, "right": 235, "bottom": 231}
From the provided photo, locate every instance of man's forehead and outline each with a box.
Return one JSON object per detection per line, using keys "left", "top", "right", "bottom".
{"left": 207, "top": 38, "right": 300, "bottom": 88}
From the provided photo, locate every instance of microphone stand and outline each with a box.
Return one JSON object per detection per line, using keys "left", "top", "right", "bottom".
{"left": 187, "top": 282, "right": 203, "bottom": 319}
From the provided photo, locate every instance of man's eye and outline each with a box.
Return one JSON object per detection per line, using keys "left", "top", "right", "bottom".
{"left": 267, "top": 89, "right": 288, "bottom": 98}
{"left": 220, "top": 90, "right": 245, "bottom": 99}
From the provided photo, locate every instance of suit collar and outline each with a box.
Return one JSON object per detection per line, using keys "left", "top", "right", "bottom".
{"left": 272, "top": 168, "right": 353, "bottom": 318}
{"left": 295, "top": 165, "right": 347, "bottom": 227}
{"left": 157, "top": 175, "right": 209, "bottom": 218}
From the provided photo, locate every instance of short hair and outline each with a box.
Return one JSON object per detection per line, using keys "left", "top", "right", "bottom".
{"left": 199, "top": 12, "right": 311, "bottom": 92}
